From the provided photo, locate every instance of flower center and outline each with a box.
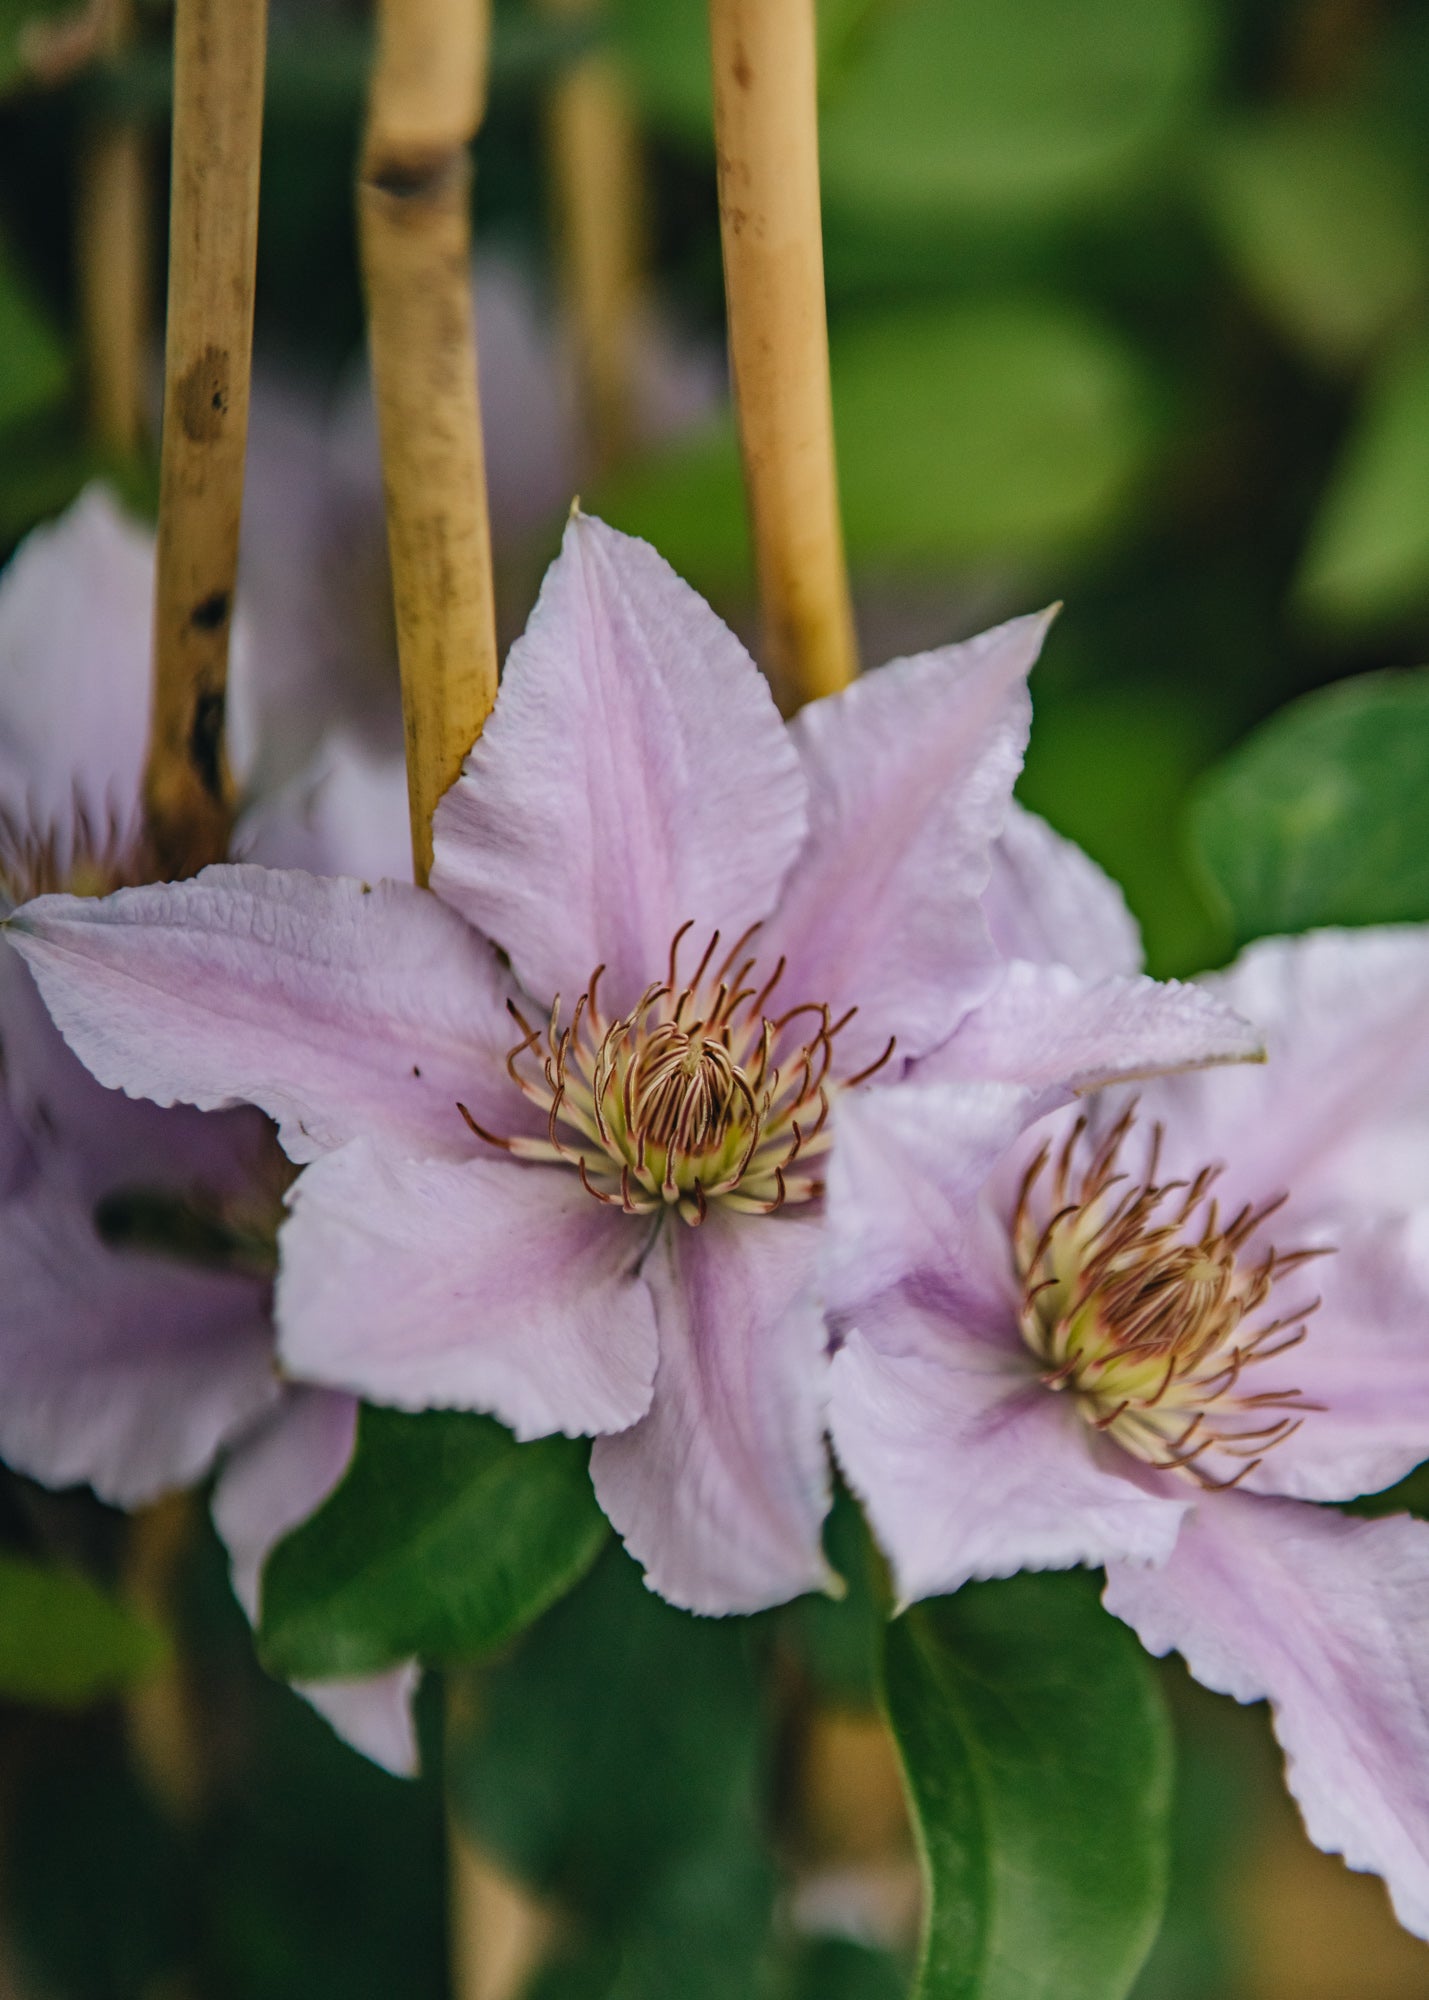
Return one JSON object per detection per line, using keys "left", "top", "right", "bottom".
{"left": 0, "top": 799, "right": 148, "bottom": 908}
{"left": 461, "top": 921, "right": 892, "bottom": 1223}
{"left": 1012, "top": 1104, "right": 1328, "bottom": 1488}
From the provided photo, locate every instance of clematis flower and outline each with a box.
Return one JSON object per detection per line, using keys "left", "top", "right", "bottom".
{"left": 0, "top": 487, "right": 417, "bottom": 1771}
{"left": 826, "top": 900, "right": 1429, "bottom": 1935}
{"left": 8, "top": 512, "right": 1258, "bottom": 1613}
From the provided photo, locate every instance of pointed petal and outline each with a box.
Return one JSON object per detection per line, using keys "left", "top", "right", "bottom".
{"left": 765, "top": 613, "right": 1045, "bottom": 1071}
{"left": 0, "top": 1164, "right": 279, "bottom": 1506}
{"left": 1104, "top": 1494, "right": 1429, "bottom": 1940}
{"left": 831, "top": 1325, "right": 1188, "bottom": 1606}
{"left": 1140, "top": 928, "right": 1429, "bottom": 1215}
{"left": 983, "top": 802, "right": 1143, "bottom": 978}
{"left": 7, "top": 867, "right": 528, "bottom": 1163}
{"left": 212, "top": 1389, "right": 419, "bottom": 1776}
{"left": 822, "top": 1079, "right": 1035, "bottom": 1325}
{"left": 916, "top": 959, "right": 1263, "bottom": 1100}
{"left": 1244, "top": 1211, "right": 1429, "bottom": 1504}
{"left": 277, "top": 1141, "right": 658, "bottom": 1439}
{"left": 431, "top": 513, "right": 807, "bottom": 1014}
{"left": 0, "top": 487, "right": 153, "bottom": 854}
{"left": 590, "top": 1210, "right": 832, "bottom": 1614}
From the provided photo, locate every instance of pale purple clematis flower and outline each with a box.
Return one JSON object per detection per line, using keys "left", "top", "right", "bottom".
{"left": 828, "top": 897, "right": 1429, "bottom": 1935}
{"left": 8, "top": 512, "right": 1258, "bottom": 1612}
{"left": 0, "top": 486, "right": 417, "bottom": 1771}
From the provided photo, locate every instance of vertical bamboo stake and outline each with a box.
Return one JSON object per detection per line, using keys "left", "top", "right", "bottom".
{"left": 359, "top": 0, "right": 499, "bottom": 885}
{"left": 75, "top": 0, "right": 149, "bottom": 456}
{"left": 708, "top": 0, "right": 856, "bottom": 706}
{"left": 542, "top": 0, "right": 645, "bottom": 472}
{"left": 143, "top": 0, "right": 267, "bottom": 879}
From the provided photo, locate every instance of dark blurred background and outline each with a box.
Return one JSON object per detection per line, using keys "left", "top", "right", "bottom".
{"left": 1, "top": 0, "right": 1428, "bottom": 1992}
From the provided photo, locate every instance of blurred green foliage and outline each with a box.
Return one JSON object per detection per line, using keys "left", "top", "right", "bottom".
{"left": 1190, "top": 667, "right": 1429, "bottom": 942}
{"left": 0, "top": 1551, "right": 165, "bottom": 1705}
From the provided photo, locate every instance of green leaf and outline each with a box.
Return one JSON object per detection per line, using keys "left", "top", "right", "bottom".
{"left": 884, "top": 1572, "right": 1173, "bottom": 2000}
{"left": 1297, "top": 334, "right": 1429, "bottom": 628}
{"left": 0, "top": 1553, "right": 167, "bottom": 1706}
{"left": 819, "top": 0, "right": 1214, "bottom": 224}
{"left": 594, "top": 300, "right": 1160, "bottom": 595}
{"left": 1188, "top": 667, "right": 1429, "bottom": 944}
{"left": 448, "top": 1543, "right": 767, "bottom": 1920}
{"left": 1201, "top": 113, "right": 1429, "bottom": 368}
{"left": 0, "top": 0, "right": 85, "bottom": 97}
{"left": 258, "top": 1407, "right": 608, "bottom": 1679}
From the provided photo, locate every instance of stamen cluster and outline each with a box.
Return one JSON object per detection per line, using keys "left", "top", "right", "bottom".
{"left": 462, "top": 922, "right": 891, "bottom": 1224}
{"left": 1013, "top": 1105, "right": 1326, "bottom": 1487}
{"left": 0, "top": 796, "right": 147, "bottom": 909}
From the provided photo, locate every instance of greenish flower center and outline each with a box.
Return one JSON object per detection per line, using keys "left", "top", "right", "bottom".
{"left": 1013, "top": 1105, "right": 1327, "bottom": 1487}
{"left": 462, "top": 921, "right": 892, "bottom": 1224}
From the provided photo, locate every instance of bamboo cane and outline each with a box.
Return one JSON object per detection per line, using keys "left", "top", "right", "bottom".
{"left": 143, "top": 0, "right": 267, "bottom": 879}
{"left": 358, "top": 0, "right": 499, "bottom": 885}
{"left": 75, "top": 0, "right": 149, "bottom": 457}
{"left": 707, "top": 0, "right": 857, "bottom": 705}
{"left": 542, "top": 0, "right": 645, "bottom": 472}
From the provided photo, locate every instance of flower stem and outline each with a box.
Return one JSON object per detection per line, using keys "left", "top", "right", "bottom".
{"left": 143, "top": 0, "right": 267, "bottom": 879}
{"left": 707, "top": 0, "right": 856, "bottom": 707}
{"left": 358, "top": 0, "right": 500, "bottom": 886}
{"left": 75, "top": 0, "right": 149, "bottom": 457}
{"left": 542, "top": 0, "right": 645, "bottom": 473}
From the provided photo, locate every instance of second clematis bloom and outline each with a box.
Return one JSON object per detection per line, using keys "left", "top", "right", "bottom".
{"left": 827, "top": 908, "right": 1429, "bottom": 1936}
{"left": 9, "top": 514, "right": 1256, "bottom": 1612}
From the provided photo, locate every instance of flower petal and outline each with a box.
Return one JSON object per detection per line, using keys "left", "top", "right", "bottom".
{"left": 0, "top": 486, "right": 153, "bottom": 855}
{"left": 982, "top": 802, "right": 1142, "bottom": 978}
{"left": 0, "top": 1161, "right": 279, "bottom": 1507}
{"left": 1104, "top": 1493, "right": 1429, "bottom": 1940}
{"left": 212, "top": 1388, "right": 419, "bottom": 1776}
{"left": 431, "top": 512, "right": 807, "bottom": 1013}
{"left": 765, "top": 612, "right": 1046, "bottom": 1070}
{"left": 236, "top": 734, "right": 413, "bottom": 886}
{"left": 822, "top": 1078, "right": 1035, "bottom": 1325}
{"left": 832, "top": 1325, "right": 1188, "bottom": 1606}
{"left": 916, "top": 959, "right": 1263, "bottom": 1100}
{"left": 1141, "top": 928, "right": 1429, "bottom": 1216}
{"left": 277, "top": 1141, "right": 658, "bottom": 1438}
{"left": 7, "top": 866, "right": 526, "bottom": 1163}
{"left": 590, "top": 1209, "right": 832, "bottom": 1614}
{"left": 1243, "top": 1211, "right": 1429, "bottom": 1504}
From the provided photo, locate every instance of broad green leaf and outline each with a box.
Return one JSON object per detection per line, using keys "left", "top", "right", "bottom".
{"left": 1297, "top": 335, "right": 1429, "bottom": 627}
{"left": 1201, "top": 114, "right": 1429, "bottom": 368}
{"left": 0, "top": 1553, "right": 166, "bottom": 1706}
{"left": 884, "top": 1572, "right": 1173, "bottom": 2000}
{"left": 594, "top": 300, "right": 1159, "bottom": 595}
{"left": 820, "top": 0, "right": 1213, "bottom": 223}
{"left": 1188, "top": 668, "right": 1429, "bottom": 943}
{"left": 258, "top": 1408, "right": 607, "bottom": 1679}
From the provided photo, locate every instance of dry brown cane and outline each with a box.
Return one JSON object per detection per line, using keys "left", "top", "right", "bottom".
{"left": 143, "top": 0, "right": 267, "bottom": 880}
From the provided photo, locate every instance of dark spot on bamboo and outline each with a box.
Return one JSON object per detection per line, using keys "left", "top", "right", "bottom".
{"left": 190, "top": 590, "right": 229, "bottom": 632}
{"left": 189, "top": 688, "right": 226, "bottom": 800}
{"left": 177, "top": 345, "right": 230, "bottom": 441}
{"left": 732, "top": 42, "right": 753, "bottom": 88}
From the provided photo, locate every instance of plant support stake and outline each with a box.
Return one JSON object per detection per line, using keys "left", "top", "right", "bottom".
{"left": 75, "top": 0, "right": 149, "bottom": 457}
{"left": 359, "top": 0, "right": 500, "bottom": 884}
{"left": 708, "top": 0, "right": 857, "bottom": 705}
{"left": 144, "top": 0, "right": 267, "bottom": 878}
